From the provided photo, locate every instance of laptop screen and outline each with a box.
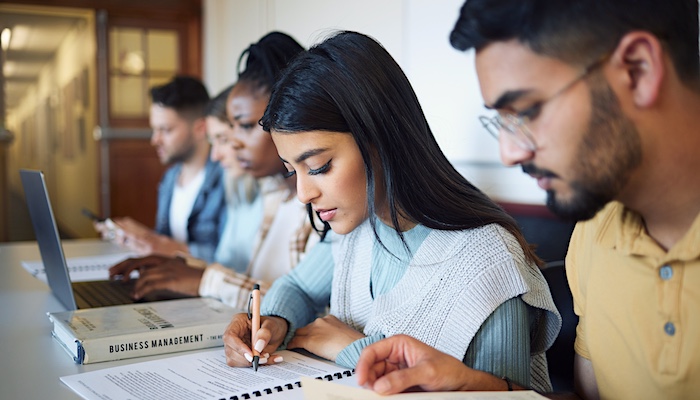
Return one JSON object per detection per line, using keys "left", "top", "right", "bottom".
{"left": 19, "top": 169, "right": 78, "bottom": 310}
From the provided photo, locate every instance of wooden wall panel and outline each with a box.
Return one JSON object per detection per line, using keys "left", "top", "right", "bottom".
{"left": 107, "top": 139, "right": 166, "bottom": 227}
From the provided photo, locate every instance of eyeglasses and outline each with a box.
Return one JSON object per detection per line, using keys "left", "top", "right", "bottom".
{"left": 479, "top": 54, "right": 609, "bottom": 151}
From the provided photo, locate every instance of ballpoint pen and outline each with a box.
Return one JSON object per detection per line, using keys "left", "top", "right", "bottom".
{"left": 249, "top": 283, "right": 261, "bottom": 372}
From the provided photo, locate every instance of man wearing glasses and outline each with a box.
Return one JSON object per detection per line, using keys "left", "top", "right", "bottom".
{"left": 355, "top": 1, "right": 700, "bottom": 398}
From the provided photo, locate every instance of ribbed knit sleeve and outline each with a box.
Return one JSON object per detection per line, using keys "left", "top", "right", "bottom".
{"left": 463, "top": 296, "right": 531, "bottom": 388}
{"left": 335, "top": 333, "right": 386, "bottom": 368}
{"left": 261, "top": 237, "right": 335, "bottom": 346}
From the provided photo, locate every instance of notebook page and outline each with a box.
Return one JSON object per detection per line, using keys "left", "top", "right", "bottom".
{"left": 60, "top": 349, "right": 352, "bottom": 400}
{"left": 22, "top": 252, "right": 137, "bottom": 283}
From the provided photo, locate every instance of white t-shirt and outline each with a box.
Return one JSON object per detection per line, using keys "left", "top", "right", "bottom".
{"left": 169, "top": 169, "right": 206, "bottom": 242}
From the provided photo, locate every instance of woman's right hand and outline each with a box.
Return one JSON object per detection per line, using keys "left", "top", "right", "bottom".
{"left": 223, "top": 313, "right": 289, "bottom": 368}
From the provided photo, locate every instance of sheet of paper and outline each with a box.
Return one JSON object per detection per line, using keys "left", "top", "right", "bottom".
{"left": 300, "top": 377, "right": 549, "bottom": 400}
{"left": 22, "top": 252, "right": 136, "bottom": 282}
{"left": 61, "top": 349, "right": 352, "bottom": 400}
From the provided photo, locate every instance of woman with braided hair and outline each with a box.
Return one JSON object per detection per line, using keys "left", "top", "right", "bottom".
{"left": 109, "top": 32, "right": 319, "bottom": 310}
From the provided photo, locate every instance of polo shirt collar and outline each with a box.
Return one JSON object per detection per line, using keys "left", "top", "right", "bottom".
{"left": 597, "top": 202, "right": 700, "bottom": 261}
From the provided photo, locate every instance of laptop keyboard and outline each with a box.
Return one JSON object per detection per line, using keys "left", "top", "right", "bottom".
{"left": 73, "top": 280, "right": 137, "bottom": 308}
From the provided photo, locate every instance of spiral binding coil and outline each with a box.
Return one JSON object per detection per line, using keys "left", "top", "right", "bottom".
{"left": 226, "top": 369, "right": 354, "bottom": 400}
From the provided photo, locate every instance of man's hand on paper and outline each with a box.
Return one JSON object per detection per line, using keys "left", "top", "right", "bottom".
{"left": 94, "top": 217, "right": 189, "bottom": 257}
{"left": 287, "top": 314, "right": 365, "bottom": 362}
{"left": 131, "top": 232, "right": 190, "bottom": 258}
{"left": 109, "top": 255, "right": 204, "bottom": 299}
{"left": 94, "top": 216, "right": 145, "bottom": 243}
{"left": 93, "top": 218, "right": 125, "bottom": 242}
{"left": 223, "top": 313, "right": 288, "bottom": 368}
{"left": 109, "top": 217, "right": 151, "bottom": 238}
{"left": 356, "top": 334, "right": 492, "bottom": 395}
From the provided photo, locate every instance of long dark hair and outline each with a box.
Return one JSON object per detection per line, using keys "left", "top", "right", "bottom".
{"left": 261, "top": 31, "right": 541, "bottom": 265}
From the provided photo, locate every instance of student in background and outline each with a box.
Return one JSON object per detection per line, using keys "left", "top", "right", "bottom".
{"left": 108, "top": 85, "right": 258, "bottom": 267}
{"left": 356, "top": 1, "right": 700, "bottom": 398}
{"left": 222, "top": 31, "right": 561, "bottom": 393}
{"left": 109, "top": 32, "right": 316, "bottom": 310}
{"left": 95, "top": 76, "right": 226, "bottom": 263}
{"left": 206, "top": 85, "right": 259, "bottom": 270}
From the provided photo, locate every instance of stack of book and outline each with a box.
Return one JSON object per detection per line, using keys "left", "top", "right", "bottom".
{"left": 47, "top": 297, "right": 239, "bottom": 364}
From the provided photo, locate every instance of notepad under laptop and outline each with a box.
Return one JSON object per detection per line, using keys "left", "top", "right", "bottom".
{"left": 20, "top": 169, "right": 190, "bottom": 310}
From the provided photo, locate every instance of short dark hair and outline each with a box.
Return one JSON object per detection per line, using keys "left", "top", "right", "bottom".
{"left": 150, "top": 75, "right": 210, "bottom": 119}
{"left": 261, "top": 30, "right": 541, "bottom": 265}
{"left": 450, "top": 0, "right": 699, "bottom": 85}
{"left": 236, "top": 31, "right": 305, "bottom": 95}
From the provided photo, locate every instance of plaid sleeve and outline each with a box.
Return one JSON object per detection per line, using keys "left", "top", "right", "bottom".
{"left": 199, "top": 263, "right": 272, "bottom": 310}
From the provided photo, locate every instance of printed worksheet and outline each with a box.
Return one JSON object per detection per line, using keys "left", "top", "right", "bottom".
{"left": 61, "top": 349, "right": 353, "bottom": 400}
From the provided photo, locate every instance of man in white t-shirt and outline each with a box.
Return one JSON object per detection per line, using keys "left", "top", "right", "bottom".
{"left": 96, "top": 76, "right": 226, "bottom": 262}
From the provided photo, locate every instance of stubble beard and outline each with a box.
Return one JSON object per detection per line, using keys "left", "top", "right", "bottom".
{"left": 163, "top": 138, "right": 197, "bottom": 165}
{"left": 546, "top": 81, "right": 642, "bottom": 222}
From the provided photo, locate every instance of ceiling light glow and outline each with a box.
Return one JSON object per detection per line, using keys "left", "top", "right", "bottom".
{"left": 1, "top": 28, "right": 11, "bottom": 51}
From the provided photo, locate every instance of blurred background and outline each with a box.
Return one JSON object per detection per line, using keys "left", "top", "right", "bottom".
{"left": 0, "top": 0, "right": 559, "bottom": 243}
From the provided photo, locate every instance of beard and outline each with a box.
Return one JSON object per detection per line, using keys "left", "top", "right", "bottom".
{"left": 544, "top": 184, "right": 611, "bottom": 222}
{"left": 530, "top": 80, "right": 642, "bottom": 222}
{"left": 164, "top": 140, "right": 196, "bottom": 165}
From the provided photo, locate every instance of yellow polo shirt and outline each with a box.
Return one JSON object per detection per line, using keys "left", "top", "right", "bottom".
{"left": 566, "top": 201, "right": 700, "bottom": 399}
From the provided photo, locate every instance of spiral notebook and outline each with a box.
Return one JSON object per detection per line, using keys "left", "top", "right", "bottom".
{"left": 60, "top": 348, "right": 356, "bottom": 400}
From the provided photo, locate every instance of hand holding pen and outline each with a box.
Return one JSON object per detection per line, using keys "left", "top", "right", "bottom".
{"left": 222, "top": 290, "right": 288, "bottom": 369}
{"left": 83, "top": 208, "right": 123, "bottom": 242}
{"left": 246, "top": 285, "right": 287, "bottom": 369}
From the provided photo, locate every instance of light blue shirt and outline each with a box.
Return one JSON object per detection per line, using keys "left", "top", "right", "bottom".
{"left": 214, "top": 192, "right": 263, "bottom": 271}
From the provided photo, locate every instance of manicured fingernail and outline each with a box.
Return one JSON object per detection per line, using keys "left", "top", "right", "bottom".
{"left": 254, "top": 339, "right": 265, "bottom": 353}
{"left": 263, "top": 353, "right": 270, "bottom": 359}
{"left": 259, "top": 357, "right": 268, "bottom": 365}
{"left": 244, "top": 353, "right": 253, "bottom": 362}
{"left": 273, "top": 356, "right": 283, "bottom": 363}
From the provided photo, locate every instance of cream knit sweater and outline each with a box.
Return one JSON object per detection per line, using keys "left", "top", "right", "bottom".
{"left": 330, "top": 220, "right": 561, "bottom": 392}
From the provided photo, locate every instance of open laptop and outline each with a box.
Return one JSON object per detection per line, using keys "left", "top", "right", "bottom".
{"left": 19, "top": 169, "right": 190, "bottom": 310}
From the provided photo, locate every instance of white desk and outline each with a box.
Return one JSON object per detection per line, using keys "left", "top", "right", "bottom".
{"left": 0, "top": 239, "right": 208, "bottom": 399}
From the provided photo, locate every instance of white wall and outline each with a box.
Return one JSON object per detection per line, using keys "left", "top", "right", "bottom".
{"left": 202, "top": 0, "right": 546, "bottom": 204}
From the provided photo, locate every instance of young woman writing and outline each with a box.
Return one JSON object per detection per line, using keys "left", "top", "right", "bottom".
{"left": 222, "top": 31, "right": 561, "bottom": 392}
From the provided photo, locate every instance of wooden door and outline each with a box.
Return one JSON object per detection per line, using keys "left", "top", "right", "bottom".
{"left": 94, "top": 2, "right": 202, "bottom": 226}
{"left": 5, "top": 0, "right": 202, "bottom": 232}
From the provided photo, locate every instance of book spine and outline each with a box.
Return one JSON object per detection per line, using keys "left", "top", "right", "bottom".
{"left": 76, "top": 322, "right": 228, "bottom": 364}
